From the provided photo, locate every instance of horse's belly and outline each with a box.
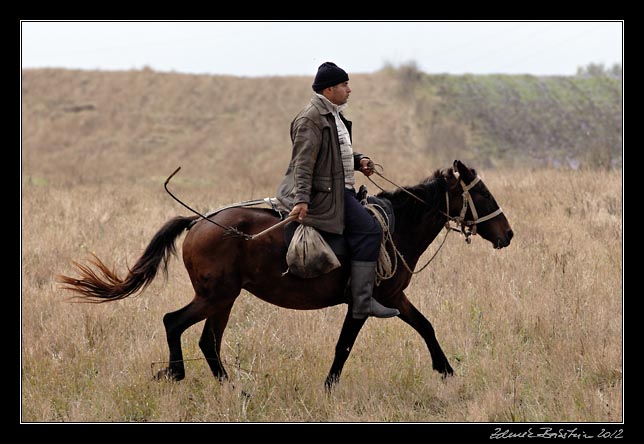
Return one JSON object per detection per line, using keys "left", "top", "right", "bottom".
{"left": 243, "top": 268, "right": 349, "bottom": 310}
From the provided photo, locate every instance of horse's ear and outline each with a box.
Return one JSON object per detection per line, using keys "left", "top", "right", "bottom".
{"left": 453, "top": 160, "right": 464, "bottom": 175}
{"left": 453, "top": 160, "right": 475, "bottom": 183}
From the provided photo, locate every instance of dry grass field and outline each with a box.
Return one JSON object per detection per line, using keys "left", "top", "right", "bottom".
{"left": 21, "top": 167, "right": 622, "bottom": 424}
{"left": 21, "top": 68, "right": 622, "bottom": 425}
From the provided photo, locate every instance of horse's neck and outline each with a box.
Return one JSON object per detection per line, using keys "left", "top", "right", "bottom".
{"left": 392, "top": 201, "right": 448, "bottom": 271}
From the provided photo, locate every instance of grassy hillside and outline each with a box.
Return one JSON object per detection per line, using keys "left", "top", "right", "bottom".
{"left": 21, "top": 67, "right": 622, "bottom": 189}
{"left": 439, "top": 73, "right": 621, "bottom": 169}
{"left": 383, "top": 63, "right": 622, "bottom": 169}
{"left": 21, "top": 68, "right": 421, "bottom": 191}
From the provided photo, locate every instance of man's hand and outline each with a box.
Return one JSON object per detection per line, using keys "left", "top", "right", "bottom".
{"left": 359, "top": 158, "right": 375, "bottom": 177}
{"left": 290, "top": 202, "right": 309, "bottom": 220}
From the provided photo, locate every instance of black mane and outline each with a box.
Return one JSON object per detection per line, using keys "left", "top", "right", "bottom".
{"left": 376, "top": 169, "right": 448, "bottom": 221}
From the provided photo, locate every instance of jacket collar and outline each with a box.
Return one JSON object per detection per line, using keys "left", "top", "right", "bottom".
{"left": 311, "top": 93, "right": 347, "bottom": 116}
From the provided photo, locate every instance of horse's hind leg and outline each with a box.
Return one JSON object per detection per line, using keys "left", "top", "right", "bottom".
{"left": 199, "top": 300, "right": 236, "bottom": 382}
{"left": 324, "top": 309, "right": 367, "bottom": 391}
{"left": 395, "top": 291, "right": 454, "bottom": 377}
{"left": 154, "top": 298, "right": 212, "bottom": 381}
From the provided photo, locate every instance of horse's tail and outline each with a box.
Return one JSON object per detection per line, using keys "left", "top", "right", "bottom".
{"left": 58, "top": 215, "right": 199, "bottom": 303}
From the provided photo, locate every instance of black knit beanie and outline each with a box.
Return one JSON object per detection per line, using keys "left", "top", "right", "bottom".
{"left": 312, "top": 62, "right": 349, "bottom": 92}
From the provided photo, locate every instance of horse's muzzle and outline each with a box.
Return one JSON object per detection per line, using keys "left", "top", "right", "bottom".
{"left": 494, "top": 229, "right": 514, "bottom": 249}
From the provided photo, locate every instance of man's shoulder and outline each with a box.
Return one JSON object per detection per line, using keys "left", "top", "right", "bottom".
{"left": 293, "top": 101, "right": 327, "bottom": 126}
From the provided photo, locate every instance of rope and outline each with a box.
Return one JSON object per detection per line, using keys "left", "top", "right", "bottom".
{"left": 363, "top": 174, "right": 456, "bottom": 287}
{"left": 363, "top": 202, "right": 451, "bottom": 285}
{"left": 363, "top": 203, "right": 397, "bottom": 285}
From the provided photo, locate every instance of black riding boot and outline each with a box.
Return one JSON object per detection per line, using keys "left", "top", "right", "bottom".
{"left": 351, "top": 261, "right": 400, "bottom": 319}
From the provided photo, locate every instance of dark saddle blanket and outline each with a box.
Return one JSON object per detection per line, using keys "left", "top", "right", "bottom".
{"left": 284, "top": 188, "right": 395, "bottom": 259}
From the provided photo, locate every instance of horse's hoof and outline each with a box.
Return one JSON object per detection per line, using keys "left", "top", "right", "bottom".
{"left": 324, "top": 375, "right": 339, "bottom": 394}
{"left": 441, "top": 369, "right": 455, "bottom": 379}
{"left": 153, "top": 367, "right": 185, "bottom": 382}
{"left": 434, "top": 361, "right": 455, "bottom": 378}
{"left": 216, "top": 373, "right": 229, "bottom": 385}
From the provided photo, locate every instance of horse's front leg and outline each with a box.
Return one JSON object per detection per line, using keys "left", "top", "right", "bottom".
{"left": 395, "top": 291, "right": 454, "bottom": 377}
{"left": 199, "top": 299, "right": 236, "bottom": 382}
{"left": 324, "top": 308, "right": 367, "bottom": 392}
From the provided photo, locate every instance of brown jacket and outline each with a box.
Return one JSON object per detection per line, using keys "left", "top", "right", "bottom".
{"left": 276, "top": 94, "right": 368, "bottom": 235}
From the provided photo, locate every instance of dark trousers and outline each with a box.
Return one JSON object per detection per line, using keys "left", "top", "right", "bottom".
{"left": 344, "top": 187, "right": 382, "bottom": 262}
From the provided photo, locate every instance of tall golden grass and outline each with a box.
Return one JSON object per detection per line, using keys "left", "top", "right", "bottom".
{"left": 21, "top": 167, "right": 622, "bottom": 423}
{"left": 21, "top": 68, "right": 622, "bottom": 423}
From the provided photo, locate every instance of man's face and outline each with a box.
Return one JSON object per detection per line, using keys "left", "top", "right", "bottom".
{"left": 325, "top": 81, "right": 351, "bottom": 105}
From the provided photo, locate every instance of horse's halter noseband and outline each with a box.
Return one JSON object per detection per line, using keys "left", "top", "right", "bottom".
{"left": 444, "top": 172, "right": 504, "bottom": 243}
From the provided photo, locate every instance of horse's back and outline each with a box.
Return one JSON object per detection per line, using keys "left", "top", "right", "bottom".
{"left": 183, "top": 207, "right": 286, "bottom": 262}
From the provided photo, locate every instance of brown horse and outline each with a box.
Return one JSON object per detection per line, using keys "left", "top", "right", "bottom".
{"left": 59, "top": 160, "right": 513, "bottom": 390}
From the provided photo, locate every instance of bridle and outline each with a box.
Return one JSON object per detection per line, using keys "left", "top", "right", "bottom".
{"left": 444, "top": 173, "right": 505, "bottom": 244}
